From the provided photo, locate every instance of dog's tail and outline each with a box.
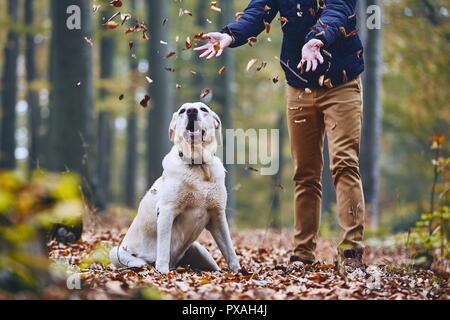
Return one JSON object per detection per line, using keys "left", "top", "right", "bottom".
{"left": 109, "top": 246, "right": 147, "bottom": 268}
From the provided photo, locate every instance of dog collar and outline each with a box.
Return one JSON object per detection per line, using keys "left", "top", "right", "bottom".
{"left": 178, "top": 150, "right": 206, "bottom": 165}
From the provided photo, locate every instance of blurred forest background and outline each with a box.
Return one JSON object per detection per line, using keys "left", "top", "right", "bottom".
{"left": 0, "top": 0, "right": 448, "bottom": 237}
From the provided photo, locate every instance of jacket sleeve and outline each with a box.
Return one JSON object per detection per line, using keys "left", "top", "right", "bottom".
{"left": 305, "top": 0, "right": 357, "bottom": 47}
{"left": 221, "top": 0, "right": 279, "bottom": 48}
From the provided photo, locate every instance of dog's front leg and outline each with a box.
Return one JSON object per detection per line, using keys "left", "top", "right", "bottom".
{"left": 155, "top": 205, "right": 175, "bottom": 273}
{"left": 207, "top": 212, "right": 240, "bottom": 273}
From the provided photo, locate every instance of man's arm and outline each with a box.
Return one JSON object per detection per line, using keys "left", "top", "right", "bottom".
{"left": 222, "top": 0, "right": 279, "bottom": 48}
{"left": 305, "top": 0, "right": 357, "bottom": 48}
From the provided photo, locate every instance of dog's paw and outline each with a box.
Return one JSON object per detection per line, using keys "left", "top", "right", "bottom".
{"left": 155, "top": 262, "right": 170, "bottom": 274}
{"left": 229, "top": 261, "right": 241, "bottom": 273}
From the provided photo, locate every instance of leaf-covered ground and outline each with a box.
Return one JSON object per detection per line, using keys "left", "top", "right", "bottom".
{"left": 48, "top": 224, "right": 449, "bottom": 300}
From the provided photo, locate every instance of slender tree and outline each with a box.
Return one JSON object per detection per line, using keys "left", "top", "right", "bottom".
{"left": 0, "top": 0, "right": 20, "bottom": 169}
{"left": 216, "top": 0, "right": 237, "bottom": 221}
{"left": 25, "top": 0, "right": 42, "bottom": 171}
{"left": 48, "top": 0, "right": 94, "bottom": 191}
{"left": 146, "top": 0, "right": 174, "bottom": 185}
{"left": 271, "top": 114, "right": 285, "bottom": 229}
{"left": 96, "top": 7, "right": 117, "bottom": 209}
{"left": 124, "top": 0, "right": 139, "bottom": 207}
{"left": 361, "top": 0, "right": 383, "bottom": 227}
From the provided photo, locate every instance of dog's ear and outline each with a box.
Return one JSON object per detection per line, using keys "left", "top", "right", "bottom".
{"left": 212, "top": 113, "right": 223, "bottom": 146}
{"left": 168, "top": 112, "right": 177, "bottom": 142}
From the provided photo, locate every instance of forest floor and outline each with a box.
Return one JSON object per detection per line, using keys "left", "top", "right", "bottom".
{"left": 48, "top": 219, "right": 449, "bottom": 300}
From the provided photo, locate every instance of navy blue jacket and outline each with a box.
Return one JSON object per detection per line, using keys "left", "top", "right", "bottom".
{"left": 222, "top": 0, "right": 364, "bottom": 89}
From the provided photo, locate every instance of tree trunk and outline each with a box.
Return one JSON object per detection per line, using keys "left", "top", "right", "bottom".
{"left": 48, "top": 0, "right": 94, "bottom": 192}
{"left": 0, "top": 0, "right": 20, "bottom": 169}
{"left": 193, "top": 0, "right": 208, "bottom": 93}
{"left": 124, "top": 0, "right": 139, "bottom": 207}
{"left": 271, "top": 114, "right": 285, "bottom": 229}
{"left": 25, "top": 0, "right": 42, "bottom": 172}
{"left": 146, "top": 0, "right": 174, "bottom": 186}
{"left": 360, "top": 0, "right": 382, "bottom": 227}
{"left": 96, "top": 9, "right": 117, "bottom": 210}
{"left": 216, "top": 0, "right": 237, "bottom": 221}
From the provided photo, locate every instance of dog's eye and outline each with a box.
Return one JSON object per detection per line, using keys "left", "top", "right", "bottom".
{"left": 200, "top": 107, "right": 208, "bottom": 113}
{"left": 179, "top": 109, "right": 186, "bottom": 114}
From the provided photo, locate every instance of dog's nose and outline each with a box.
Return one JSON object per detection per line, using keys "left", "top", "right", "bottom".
{"left": 186, "top": 108, "right": 198, "bottom": 117}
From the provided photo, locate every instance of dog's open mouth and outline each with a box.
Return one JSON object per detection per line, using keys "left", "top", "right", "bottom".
{"left": 184, "top": 120, "right": 206, "bottom": 142}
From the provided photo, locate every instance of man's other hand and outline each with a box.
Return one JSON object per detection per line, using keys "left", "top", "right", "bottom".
{"left": 194, "top": 32, "right": 233, "bottom": 60}
{"left": 298, "top": 39, "right": 324, "bottom": 72}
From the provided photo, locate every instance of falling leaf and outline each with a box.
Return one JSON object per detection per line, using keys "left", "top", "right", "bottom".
{"left": 324, "top": 78, "right": 333, "bottom": 88}
{"left": 119, "top": 94, "right": 124, "bottom": 101}
{"left": 322, "top": 49, "right": 332, "bottom": 59}
{"left": 210, "top": 1, "right": 222, "bottom": 13}
{"left": 318, "top": 18, "right": 328, "bottom": 29}
{"left": 246, "top": 58, "right": 258, "bottom": 72}
{"left": 165, "top": 51, "right": 176, "bottom": 59}
{"left": 247, "top": 37, "right": 257, "bottom": 47}
{"left": 120, "top": 13, "right": 131, "bottom": 25}
{"left": 110, "top": 0, "right": 122, "bottom": 8}
{"left": 145, "top": 76, "right": 153, "bottom": 84}
{"left": 218, "top": 66, "right": 226, "bottom": 75}
{"left": 272, "top": 76, "right": 279, "bottom": 84}
{"left": 190, "top": 70, "right": 197, "bottom": 76}
{"left": 185, "top": 36, "right": 192, "bottom": 49}
{"left": 278, "top": 17, "right": 288, "bottom": 27}
{"left": 200, "top": 88, "right": 211, "bottom": 99}
{"left": 304, "top": 88, "right": 312, "bottom": 94}
{"left": 342, "top": 70, "right": 348, "bottom": 82}
{"left": 162, "top": 18, "right": 168, "bottom": 25}
{"left": 318, "top": 75, "right": 325, "bottom": 87}
{"left": 103, "top": 21, "right": 119, "bottom": 29}
{"left": 235, "top": 12, "right": 244, "bottom": 22}
{"left": 93, "top": 4, "right": 101, "bottom": 13}
{"left": 165, "top": 67, "right": 176, "bottom": 72}
{"left": 140, "top": 95, "right": 151, "bottom": 108}
{"left": 193, "top": 32, "right": 205, "bottom": 41}
{"left": 256, "top": 61, "right": 267, "bottom": 71}
{"left": 309, "top": 8, "right": 316, "bottom": 16}
{"left": 264, "top": 21, "right": 271, "bottom": 34}
{"left": 245, "top": 166, "right": 259, "bottom": 172}
{"left": 176, "top": 84, "right": 182, "bottom": 90}
{"left": 84, "top": 37, "right": 93, "bottom": 47}
{"left": 264, "top": 5, "right": 271, "bottom": 13}
{"left": 128, "top": 41, "right": 134, "bottom": 50}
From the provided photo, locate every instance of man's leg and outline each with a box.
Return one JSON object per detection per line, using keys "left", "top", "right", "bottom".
{"left": 286, "top": 85, "right": 325, "bottom": 261}
{"left": 318, "top": 78, "right": 365, "bottom": 253}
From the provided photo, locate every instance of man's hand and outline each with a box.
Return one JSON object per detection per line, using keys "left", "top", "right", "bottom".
{"left": 298, "top": 39, "right": 324, "bottom": 72}
{"left": 194, "top": 32, "right": 233, "bottom": 60}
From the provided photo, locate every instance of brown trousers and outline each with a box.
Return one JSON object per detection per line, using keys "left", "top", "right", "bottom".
{"left": 286, "top": 78, "right": 365, "bottom": 261}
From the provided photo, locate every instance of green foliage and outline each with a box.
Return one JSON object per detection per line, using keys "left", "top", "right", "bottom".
{"left": 406, "top": 134, "right": 449, "bottom": 267}
{"left": 0, "top": 170, "right": 84, "bottom": 294}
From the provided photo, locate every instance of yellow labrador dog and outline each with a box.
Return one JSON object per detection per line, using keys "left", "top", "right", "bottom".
{"left": 110, "top": 102, "right": 240, "bottom": 273}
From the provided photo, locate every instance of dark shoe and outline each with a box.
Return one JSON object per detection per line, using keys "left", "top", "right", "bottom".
{"left": 289, "top": 255, "right": 314, "bottom": 265}
{"left": 341, "top": 249, "right": 364, "bottom": 269}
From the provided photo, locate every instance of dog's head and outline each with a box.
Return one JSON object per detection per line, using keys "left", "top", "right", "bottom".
{"left": 169, "top": 102, "right": 222, "bottom": 164}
